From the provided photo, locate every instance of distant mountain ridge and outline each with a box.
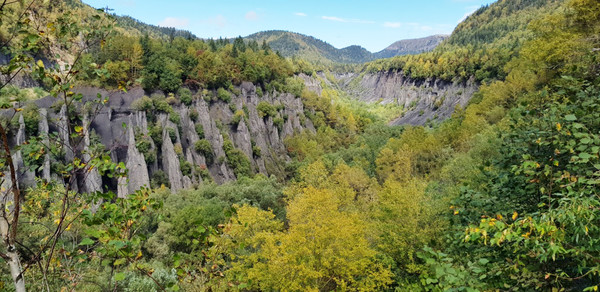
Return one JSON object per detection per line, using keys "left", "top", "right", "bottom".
{"left": 373, "top": 35, "right": 449, "bottom": 59}
{"left": 244, "top": 30, "right": 372, "bottom": 64}
{"left": 245, "top": 30, "right": 446, "bottom": 64}
{"left": 107, "top": 12, "right": 445, "bottom": 65}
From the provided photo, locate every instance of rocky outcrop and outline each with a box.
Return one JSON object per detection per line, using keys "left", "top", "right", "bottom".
{"left": 1, "top": 115, "right": 33, "bottom": 200}
{"left": 161, "top": 123, "right": 184, "bottom": 192}
{"left": 3, "top": 80, "right": 314, "bottom": 195}
{"left": 124, "top": 119, "right": 150, "bottom": 195}
{"left": 81, "top": 114, "right": 102, "bottom": 194}
{"left": 58, "top": 105, "right": 75, "bottom": 162}
{"left": 341, "top": 71, "right": 478, "bottom": 125}
{"left": 193, "top": 99, "right": 234, "bottom": 183}
{"left": 15, "top": 115, "right": 34, "bottom": 185}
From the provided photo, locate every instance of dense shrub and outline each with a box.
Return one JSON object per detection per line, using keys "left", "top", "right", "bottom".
{"left": 151, "top": 170, "right": 170, "bottom": 189}
{"left": 167, "top": 128, "right": 177, "bottom": 143}
{"left": 194, "top": 139, "right": 213, "bottom": 163}
{"left": 232, "top": 110, "right": 245, "bottom": 126}
{"left": 257, "top": 101, "right": 277, "bottom": 118}
{"left": 273, "top": 117, "right": 284, "bottom": 131}
{"left": 217, "top": 88, "right": 231, "bottom": 103}
{"left": 223, "top": 138, "right": 252, "bottom": 178}
{"left": 178, "top": 88, "right": 193, "bottom": 106}
{"left": 195, "top": 124, "right": 205, "bottom": 139}
{"left": 189, "top": 109, "right": 199, "bottom": 122}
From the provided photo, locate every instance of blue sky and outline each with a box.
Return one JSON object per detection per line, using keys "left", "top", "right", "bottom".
{"left": 83, "top": 0, "right": 497, "bottom": 52}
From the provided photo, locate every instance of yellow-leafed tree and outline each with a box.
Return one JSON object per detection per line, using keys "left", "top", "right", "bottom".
{"left": 222, "top": 188, "right": 392, "bottom": 291}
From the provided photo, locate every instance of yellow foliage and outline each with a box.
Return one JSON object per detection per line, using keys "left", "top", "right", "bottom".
{"left": 375, "top": 146, "right": 413, "bottom": 183}
{"left": 242, "top": 188, "right": 392, "bottom": 291}
{"left": 376, "top": 126, "right": 448, "bottom": 181}
{"left": 371, "top": 179, "right": 441, "bottom": 273}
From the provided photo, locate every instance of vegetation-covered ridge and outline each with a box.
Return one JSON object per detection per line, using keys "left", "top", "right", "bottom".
{"left": 246, "top": 30, "right": 447, "bottom": 65}
{"left": 363, "top": 0, "right": 562, "bottom": 84}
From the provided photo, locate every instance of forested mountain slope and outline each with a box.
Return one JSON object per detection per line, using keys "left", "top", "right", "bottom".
{"left": 344, "top": 0, "right": 563, "bottom": 126}
{"left": 364, "top": 0, "right": 562, "bottom": 83}
{"left": 245, "top": 30, "right": 374, "bottom": 64}
{"left": 247, "top": 30, "right": 446, "bottom": 65}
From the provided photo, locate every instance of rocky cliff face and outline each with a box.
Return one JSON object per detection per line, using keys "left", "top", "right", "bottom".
{"left": 3, "top": 70, "right": 476, "bottom": 196}
{"left": 341, "top": 71, "right": 478, "bottom": 125}
{"left": 5, "top": 82, "right": 314, "bottom": 195}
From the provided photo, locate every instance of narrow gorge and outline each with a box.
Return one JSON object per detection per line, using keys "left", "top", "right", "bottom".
{"left": 2, "top": 71, "right": 477, "bottom": 196}
{"left": 334, "top": 71, "right": 478, "bottom": 125}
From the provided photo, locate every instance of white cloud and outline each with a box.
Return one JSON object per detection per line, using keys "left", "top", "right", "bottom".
{"left": 294, "top": 12, "right": 307, "bottom": 17}
{"left": 208, "top": 14, "right": 227, "bottom": 28}
{"left": 245, "top": 11, "right": 259, "bottom": 21}
{"left": 321, "top": 16, "right": 374, "bottom": 24}
{"left": 158, "top": 17, "right": 189, "bottom": 28}
{"left": 383, "top": 22, "right": 402, "bottom": 28}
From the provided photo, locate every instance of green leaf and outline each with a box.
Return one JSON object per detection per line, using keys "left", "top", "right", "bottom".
{"left": 79, "top": 238, "right": 95, "bottom": 246}
{"left": 114, "top": 272, "right": 126, "bottom": 281}
{"left": 108, "top": 240, "right": 127, "bottom": 250}
{"left": 114, "top": 258, "right": 126, "bottom": 266}
{"left": 565, "top": 114, "right": 577, "bottom": 121}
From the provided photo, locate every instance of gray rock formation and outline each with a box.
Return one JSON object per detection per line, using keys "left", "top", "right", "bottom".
{"left": 58, "top": 105, "right": 74, "bottom": 162}
{"left": 298, "top": 73, "right": 323, "bottom": 96}
{"left": 194, "top": 99, "right": 234, "bottom": 183}
{"left": 124, "top": 119, "right": 150, "bottom": 195}
{"left": 178, "top": 107, "right": 203, "bottom": 167}
{"left": 182, "top": 176, "right": 193, "bottom": 189}
{"left": 1, "top": 115, "right": 34, "bottom": 200}
{"left": 12, "top": 115, "right": 34, "bottom": 188}
{"left": 117, "top": 176, "right": 128, "bottom": 198}
{"left": 232, "top": 120, "right": 253, "bottom": 166}
{"left": 161, "top": 126, "right": 183, "bottom": 192}
{"left": 81, "top": 114, "right": 102, "bottom": 194}
{"left": 2, "top": 77, "right": 317, "bottom": 194}
{"left": 17, "top": 115, "right": 34, "bottom": 185}
{"left": 339, "top": 71, "right": 478, "bottom": 125}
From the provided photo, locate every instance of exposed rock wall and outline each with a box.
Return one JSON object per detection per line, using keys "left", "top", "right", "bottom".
{"left": 124, "top": 118, "right": 150, "bottom": 195}
{"left": 81, "top": 114, "right": 103, "bottom": 194}
{"left": 7, "top": 82, "right": 313, "bottom": 195}
{"left": 3, "top": 69, "right": 476, "bottom": 197}
{"left": 341, "top": 71, "right": 478, "bottom": 125}
{"left": 161, "top": 125, "right": 184, "bottom": 193}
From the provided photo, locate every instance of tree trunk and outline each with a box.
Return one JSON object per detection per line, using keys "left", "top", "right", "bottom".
{"left": 0, "top": 217, "right": 26, "bottom": 292}
{"left": 6, "top": 249, "right": 25, "bottom": 292}
{"left": 0, "top": 122, "right": 25, "bottom": 292}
